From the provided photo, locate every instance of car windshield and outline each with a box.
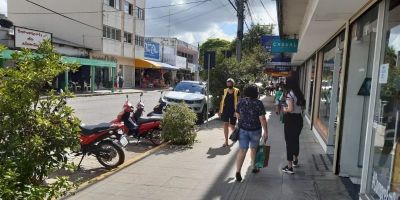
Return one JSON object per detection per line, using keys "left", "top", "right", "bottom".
{"left": 174, "top": 82, "right": 204, "bottom": 94}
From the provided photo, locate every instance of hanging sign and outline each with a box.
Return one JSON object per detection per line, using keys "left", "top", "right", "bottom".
{"left": 271, "top": 39, "right": 298, "bottom": 53}
{"left": 379, "top": 63, "right": 389, "bottom": 84}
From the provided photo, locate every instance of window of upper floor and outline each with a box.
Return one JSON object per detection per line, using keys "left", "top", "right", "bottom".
{"left": 104, "top": 0, "right": 120, "bottom": 10}
{"left": 135, "top": 35, "right": 144, "bottom": 47}
{"left": 103, "top": 25, "right": 121, "bottom": 42}
{"left": 124, "top": 2, "right": 134, "bottom": 16}
{"left": 124, "top": 32, "right": 132, "bottom": 44}
{"left": 137, "top": 7, "right": 145, "bottom": 20}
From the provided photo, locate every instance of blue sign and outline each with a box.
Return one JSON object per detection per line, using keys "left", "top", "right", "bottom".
{"left": 271, "top": 39, "right": 298, "bottom": 53}
{"left": 261, "top": 35, "right": 292, "bottom": 66}
{"left": 144, "top": 41, "right": 161, "bottom": 61}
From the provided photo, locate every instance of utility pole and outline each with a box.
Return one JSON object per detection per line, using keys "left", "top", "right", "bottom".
{"left": 235, "top": 0, "right": 245, "bottom": 62}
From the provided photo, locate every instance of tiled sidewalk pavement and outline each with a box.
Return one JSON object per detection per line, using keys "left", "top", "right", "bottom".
{"left": 65, "top": 96, "right": 353, "bottom": 200}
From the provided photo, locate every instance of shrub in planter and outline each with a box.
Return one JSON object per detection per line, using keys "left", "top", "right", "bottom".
{"left": 161, "top": 103, "right": 197, "bottom": 145}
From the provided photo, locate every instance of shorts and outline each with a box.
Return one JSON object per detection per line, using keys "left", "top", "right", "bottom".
{"left": 221, "top": 111, "right": 237, "bottom": 125}
{"left": 239, "top": 129, "right": 262, "bottom": 149}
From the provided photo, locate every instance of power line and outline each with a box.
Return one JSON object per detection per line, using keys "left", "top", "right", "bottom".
{"left": 245, "top": 1, "right": 255, "bottom": 25}
{"left": 259, "top": 0, "right": 277, "bottom": 24}
{"left": 147, "top": 0, "right": 211, "bottom": 20}
{"left": 24, "top": 0, "right": 102, "bottom": 30}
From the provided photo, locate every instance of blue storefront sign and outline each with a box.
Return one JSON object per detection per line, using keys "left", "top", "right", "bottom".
{"left": 144, "top": 41, "right": 161, "bottom": 61}
{"left": 261, "top": 35, "right": 292, "bottom": 66}
{"left": 271, "top": 39, "right": 298, "bottom": 53}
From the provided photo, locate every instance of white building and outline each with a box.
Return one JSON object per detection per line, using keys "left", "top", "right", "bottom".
{"left": 8, "top": 0, "right": 146, "bottom": 88}
{"left": 147, "top": 37, "right": 200, "bottom": 81}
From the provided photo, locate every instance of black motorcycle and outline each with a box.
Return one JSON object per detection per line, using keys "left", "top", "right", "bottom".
{"left": 147, "top": 91, "right": 167, "bottom": 117}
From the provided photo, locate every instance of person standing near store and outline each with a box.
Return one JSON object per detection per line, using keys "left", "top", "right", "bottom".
{"left": 274, "top": 84, "right": 284, "bottom": 115}
{"left": 118, "top": 75, "right": 124, "bottom": 92}
{"left": 282, "top": 77, "right": 305, "bottom": 174}
{"left": 218, "top": 78, "right": 240, "bottom": 147}
{"left": 235, "top": 84, "right": 268, "bottom": 181}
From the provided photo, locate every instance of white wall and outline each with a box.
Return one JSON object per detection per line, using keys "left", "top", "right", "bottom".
{"left": 103, "top": 3, "right": 122, "bottom": 30}
{"left": 0, "top": 0, "right": 7, "bottom": 16}
{"left": 54, "top": 44, "right": 89, "bottom": 57}
{"left": 123, "top": 43, "right": 134, "bottom": 58}
{"left": 8, "top": 0, "right": 102, "bottom": 51}
{"left": 135, "top": 46, "right": 144, "bottom": 59}
{"left": 103, "top": 38, "right": 122, "bottom": 56}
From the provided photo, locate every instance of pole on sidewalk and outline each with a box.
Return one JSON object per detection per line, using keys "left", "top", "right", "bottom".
{"left": 235, "top": 0, "right": 245, "bottom": 62}
{"left": 206, "top": 53, "right": 211, "bottom": 127}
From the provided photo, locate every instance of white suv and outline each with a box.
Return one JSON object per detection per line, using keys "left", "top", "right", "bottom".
{"left": 163, "top": 81, "right": 213, "bottom": 124}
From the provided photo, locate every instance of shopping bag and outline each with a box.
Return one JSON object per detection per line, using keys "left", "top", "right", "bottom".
{"left": 255, "top": 144, "right": 271, "bottom": 168}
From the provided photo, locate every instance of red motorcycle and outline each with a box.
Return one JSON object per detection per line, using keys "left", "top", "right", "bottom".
{"left": 113, "top": 93, "right": 163, "bottom": 146}
{"left": 76, "top": 122, "right": 128, "bottom": 169}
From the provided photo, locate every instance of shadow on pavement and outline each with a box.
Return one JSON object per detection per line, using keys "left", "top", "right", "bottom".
{"left": 206, "top": 146, "right": 232, "bottom": 159}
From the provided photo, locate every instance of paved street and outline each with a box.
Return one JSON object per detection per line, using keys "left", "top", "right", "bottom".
{"left": 68, "top": 91, "right": 162, "bottom": 125}
{"left": 66, "top": 97, "right": 353, "bottom": 200}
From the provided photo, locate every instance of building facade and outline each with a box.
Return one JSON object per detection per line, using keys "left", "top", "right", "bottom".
{"left": 8, "top": 0, "right": 145, "bottom": 89}
{"left": 278, "top": 0, "right": 400, "bottom": 199}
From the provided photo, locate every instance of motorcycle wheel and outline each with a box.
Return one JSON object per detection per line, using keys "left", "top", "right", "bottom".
{"left": 96, "top": 140, "right": 125, "bottom": 169}
{"left": 147, "top": 128, "right": 163, "bottom": 146}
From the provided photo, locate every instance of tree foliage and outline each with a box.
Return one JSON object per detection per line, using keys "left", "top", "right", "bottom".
{"left": 0, "top": 41, "right": 81, "bottom": 199}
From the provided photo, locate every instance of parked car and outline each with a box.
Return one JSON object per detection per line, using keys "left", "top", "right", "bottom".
{"left": 163, "top": 81, "right": 214, "bottom": 124}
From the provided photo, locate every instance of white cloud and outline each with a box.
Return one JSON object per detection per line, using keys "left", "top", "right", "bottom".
{"left": 174, "top": 23, "right": 235, "bottom": 44}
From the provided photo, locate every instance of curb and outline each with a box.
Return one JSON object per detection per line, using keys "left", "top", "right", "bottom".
{"left": 61, "top": 142, "right": 168, "bottom": 199}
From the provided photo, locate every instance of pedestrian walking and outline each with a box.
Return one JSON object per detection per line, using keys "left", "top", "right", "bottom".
{"left": 235, "top": 84, "right": 268, "bottom": 182}
{"left": 274, "top": 84, "right": 284, "bottom": 115}
{"left": 218, "top": 78, "right": 240, "bottom": 147}
{"left": 281, "top": 77, "right": 305, "bottom": 174}
{"left": 118, "top": 75, "right": 124, "bottom": 92}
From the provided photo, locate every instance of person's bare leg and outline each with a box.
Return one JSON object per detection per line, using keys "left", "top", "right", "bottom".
{"left": 223, "top": 122, "right": 229, "bottom": 146}
{"left": 250, "top": 148, "right": 257, "bottom": 167}
{"left": 287, "top": 160, "right": 293, "bottom": 168}
{"left": 236, "top": 149, "right": 248, "bottom": 173}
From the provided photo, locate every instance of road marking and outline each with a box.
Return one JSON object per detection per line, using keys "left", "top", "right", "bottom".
{"left": 62, "top": 142, "right": 168, "bottom": 199}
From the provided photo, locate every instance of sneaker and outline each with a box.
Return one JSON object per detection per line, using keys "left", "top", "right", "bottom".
{"left": 236, "top": 172, "right": 243, "bottom": 182}
{"left": 282, "top": 166, "right": 295, "bottom": 174}
{"left": 293, "top": 160, "right": 299, "bottom": 167}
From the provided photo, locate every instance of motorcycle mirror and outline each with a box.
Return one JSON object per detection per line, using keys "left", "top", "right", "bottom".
{"left": 140, "top": 92, "right": 143, "bottom": 97}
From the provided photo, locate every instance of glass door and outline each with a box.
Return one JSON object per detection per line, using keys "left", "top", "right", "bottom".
{"left": 368, "top": 0, "right": 400, "bottom": 198}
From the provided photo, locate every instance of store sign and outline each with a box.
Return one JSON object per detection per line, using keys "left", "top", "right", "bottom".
{"left": 144, "top": 41, "right": 161, "bottom": 61}
{"left": 271, "top": 39, "right": 298, "bottom": 53}
{"left": 14, "top": 26, "right": 52, "bottom": 49}
{"left": 175, "top": 56, "right": 187, "bottom": 69}
{"left": 372, "top": 172, "right": 397, "bottom": 200}
{"left": 163, "top": 46, "right": 176, "bottom": 66}
{"left": 261, "top": 36, "right": 292, "bottom": 65}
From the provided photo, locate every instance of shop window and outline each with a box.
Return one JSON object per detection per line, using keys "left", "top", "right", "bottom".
{"left": 307, "top": 58, "right": 315, "bottom": 116}
{"left": 367, "top": 0, "right": 400, "bottom": 198}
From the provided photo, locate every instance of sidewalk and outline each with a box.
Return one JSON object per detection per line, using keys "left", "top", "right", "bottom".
{"left": 66, "top": 96, "right": 353, "bottom": 200}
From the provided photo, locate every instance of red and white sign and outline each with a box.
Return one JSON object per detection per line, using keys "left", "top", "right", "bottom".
{"left": 14, "top": 26, "right": 52, "bottom": 49}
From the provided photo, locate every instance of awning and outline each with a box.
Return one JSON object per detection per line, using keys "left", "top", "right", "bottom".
{"left": 155, "top": 61, "right": 180, "bottom": 70}
{"left": 62, "top": 56, "right": 116, "bottom": 68}
{"left": 135, "top": 58, "right": 161, "bottom": 69}
{"left": 0, "top": 50, "right": 116, "bottom": 68}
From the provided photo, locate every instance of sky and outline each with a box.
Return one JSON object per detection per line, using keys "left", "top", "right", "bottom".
{"left": 0, "top": 0, "right": 7, "bottom": 16}
{"left": 145, "top": 0, "right": 278, "bottom": 45}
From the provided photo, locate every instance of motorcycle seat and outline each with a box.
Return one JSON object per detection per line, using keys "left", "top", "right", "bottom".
{"left": 80, "top": 122, "right": 112, "bottom": 135}
{"left": 137, "top": 116, "right": 161, "bottom": 125}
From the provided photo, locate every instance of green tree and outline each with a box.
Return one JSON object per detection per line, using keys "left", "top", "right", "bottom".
{"left": 199, "top": 38, "right": 232, "bottom": 66}
{"left": 0, "top": 41, "right": 81, "bottom": 199}
{"left": 231, "top": 24, "right": 274, "bottom": 53}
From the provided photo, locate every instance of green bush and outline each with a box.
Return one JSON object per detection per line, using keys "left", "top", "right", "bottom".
{"left": 0, "top": 41, "right": 81, "bottom": 199}
{"left": 161, "top": 103, "right": 197, "bottom": 145}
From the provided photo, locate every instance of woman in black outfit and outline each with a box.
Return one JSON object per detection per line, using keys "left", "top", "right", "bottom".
{"left": 282, "top": 77, "right": 305, "bottom": 174}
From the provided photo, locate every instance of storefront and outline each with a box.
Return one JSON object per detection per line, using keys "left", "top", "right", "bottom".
{"left": 0, "top": 50, "right": 117, "bottom": 92}
{"left": 279, "top": 0, "right": 400, "bottom": 198}
{"left": 134, "top": 58, "right": 178, "bottom": 88}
